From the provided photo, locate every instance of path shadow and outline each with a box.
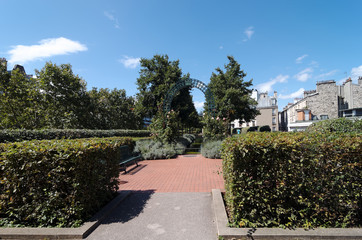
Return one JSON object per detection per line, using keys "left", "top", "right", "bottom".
{"left": 101, "top": 190, "right": 155, "bottom": 224}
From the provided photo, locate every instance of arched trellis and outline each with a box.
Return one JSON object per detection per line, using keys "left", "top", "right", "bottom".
{"left": 163, "top": 78, "right": 216, "bottom": 115}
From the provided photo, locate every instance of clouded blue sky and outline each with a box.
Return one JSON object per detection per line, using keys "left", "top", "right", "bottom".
{"left": 1, "top": 0, "right": 361, "bottom": 111}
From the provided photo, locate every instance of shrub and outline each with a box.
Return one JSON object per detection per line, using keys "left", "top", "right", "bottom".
{"left": 0, "top": 129, "right": 151, "bottom": 143}
{"left": 247, "top": 126, "right": 259, "bottom": 132}
{"left": 201, "top": 140, "right": 222, "bottom": 159}
{"left": 222, "top": 132, "right": 361, "bottom": 229}
{"left": 0, "top": 137, "right": 134, "bottom": 227}
{"left": 133, "top": 139, "right": 177, "bottom": 160}
{"left": 259, "top": 125, "right": 271, "bottom": 132}
{"left": 306, "top": 118, "right": 362, "bottom": 134}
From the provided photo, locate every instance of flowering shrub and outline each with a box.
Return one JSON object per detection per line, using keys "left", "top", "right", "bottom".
{"left": 202, "top": 112, "right": 228, "bottom": 141}
{"left": 149, "top": 109, "right": 180, "bottom": 144}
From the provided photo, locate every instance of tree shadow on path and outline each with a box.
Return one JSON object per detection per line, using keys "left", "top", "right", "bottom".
{"left": 101, "top": 190, "right": 155, "bottom": 224}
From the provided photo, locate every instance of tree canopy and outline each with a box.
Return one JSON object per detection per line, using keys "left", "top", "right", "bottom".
{"left": 207, "top": 56, "right": 258, "bottom": 122}
{"left": 0, "top": 62, "right": 140, "bottom": 130}
{"left": 135, "top": 54, "right": 200, "bottom": 128}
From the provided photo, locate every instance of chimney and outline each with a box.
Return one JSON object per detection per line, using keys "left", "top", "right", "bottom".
{"left": 359, "top": 76, "right": 362, "bottom": 85}
{"left": 273, "top": 91, "right": 277, "bottom": 98}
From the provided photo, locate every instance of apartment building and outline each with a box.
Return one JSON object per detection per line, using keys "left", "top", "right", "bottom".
{"left": 232, "top": 90, "right": 279, "bottom": 131}
{"left": 279, "top": 77, "right": 362, "bottom": 131}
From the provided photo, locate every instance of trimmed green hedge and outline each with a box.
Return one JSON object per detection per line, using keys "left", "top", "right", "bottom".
{"left": 222, "top": 132, "right": 361, "bottom": 229}
{"left": 0, "top": 137, "right": 135, "bottom": 227}
{"left": 307, "top": 118, "right": 362, "bottom": 133}
{"left": 0, "top": 129, "right": 151, "bottom": 143}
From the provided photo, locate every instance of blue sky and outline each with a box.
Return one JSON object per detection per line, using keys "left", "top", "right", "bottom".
{"left": 1, "top": 0, "right": 362, "bottom": 111}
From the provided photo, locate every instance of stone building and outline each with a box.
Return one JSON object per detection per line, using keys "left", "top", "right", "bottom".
{"left": 0, "top": 58, "right": 32, "bottom": 78}
{"left": 231, "top": 90, "right": 279, "bottom": 132}
{"left": 279, "top": 77, "right": 362, "bottom": 131}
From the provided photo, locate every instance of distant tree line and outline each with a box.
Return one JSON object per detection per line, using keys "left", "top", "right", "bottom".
{"left": 0, "top": 55, "right": 258, "bottom": 131}
{"left": 0, "top": 62, "right": 142, "bottom": 129}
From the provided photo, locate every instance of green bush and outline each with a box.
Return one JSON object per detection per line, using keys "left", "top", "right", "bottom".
{"left": 201, "top": 140, "right": 222, "bottom": 159}
{"left": 0, "top": 137, "right": 134, "bottom": 227}
{"left": 133, "top": 139, "right": 177, "bottom": 160}
{"left": 222, "top": 132, "right": 361, "bottom": 229}
{"left": 259, "top": 125, "right": 271, "bottom": 132}
{"left": 306, "top": 118, "right": 362, "bottom": 133}
{"left": 0, "top": 129, "right": 151, "bottom": 143}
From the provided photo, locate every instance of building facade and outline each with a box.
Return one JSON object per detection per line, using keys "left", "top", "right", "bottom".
{"left": 232, "top": 90, "right": 279, "bottom": 131}
{"left": 279, "top": 77, "right": 362, "bottom": 131}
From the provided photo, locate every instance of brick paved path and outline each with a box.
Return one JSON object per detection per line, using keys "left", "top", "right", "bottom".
{"left": 118, "top": 154, "right": 225, "bottom": 192}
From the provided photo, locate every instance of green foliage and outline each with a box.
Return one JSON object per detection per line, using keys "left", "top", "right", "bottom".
{"left": 307, "top": 118, "right": 362, "bottom": 134}
{"left": 149, "top": 109, "right": 180, "bottom": 144}
{"left": 133, "top": 139, "right": 177, "bottom": 160}
{"left": 0, "top": 61, "right": 141, "bottom": 130}
{"left": 259, "top": 125, "right": 271, "bottom": 132}
{"left": 222, "top": 132, "right": 361, "bottom": 229}
{"left": 201, "top": 140, "right": 222, "bottom": 159}
{"left": 86, "top": 88, "right": 141, "bottom": 129}
{"left": 0, "top": 69, "right": 43, "bottom": 129}
{"left": 134, "top": 134, "right": 195, "bottom": 159}
{"left": 36, "top": 62, "right": 88, "bottom": 129}
{"left": 135, "top": 54, "right": 200, "bottom": 128}
{"left": 202, "top": 112, "right": 228, "bottom": 141}
{"left": 0, "top": 129, "right": 150, "bottom": 143}
{"left": 207, "top": 56, "right": 259, "bottom": 123}
{"left": 0, "top": 137, "right": 135, "bottom": 227}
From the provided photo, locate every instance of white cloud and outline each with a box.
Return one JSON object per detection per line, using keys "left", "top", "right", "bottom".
{"left": 279, "top": 88, "right": 305, "bottom": 99}
{"left": 256, "top": 74, "right": 289, "bottom": 92}
{"left": 7, "top": 37, "right": 87, "bottom": 64}
{"left": 194, "top": 101, "right": 204, "bottom": 112}
{"left": 296, "top": 54, "right": 308, "bottom": 64}
{"left": 294, "top": 67, "right": 313, "bottom": 82}
{"left": 243, "top": 26, "right": 254, "bottom": 42}
{"left": 104, "top": 11, "right": 120, "bottom": 29}
{"left": 119, "top": 56, "right": 140, "bottom": 69}
{"left": 219, "top": 45, "right": 223, "bottom": 50}
{"left": 351, "top": 65, "right": 362, "bottom": 81}
{"left": 316, "top": 69, "right": 338, "bottom": 79}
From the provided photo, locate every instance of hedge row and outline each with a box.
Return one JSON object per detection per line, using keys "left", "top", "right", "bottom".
{"left": 0, "top": 129, "right": 151, "bottom": 143}
{"left": 222, "top": 132, "right": 361, "bottom": 229}
{"left": 0, "top": 137, "right": 135, "bottom": 227}
{"left": 306, "top": 118, "right": 362, "bottom": 133}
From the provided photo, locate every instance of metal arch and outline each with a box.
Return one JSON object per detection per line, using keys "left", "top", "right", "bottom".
{"left": 163, "top": 78, "right": 216, "bottom": 115}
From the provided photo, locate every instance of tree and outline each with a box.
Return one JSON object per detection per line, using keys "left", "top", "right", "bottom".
{"left": 87, "top": 88, "right": 141, "bottom": 129}
{"left": 36, "top": 62, "right": 88, "bottom": 129}
{"left": 135, "top": 54, "right": 199, "bottom": 128}
{"left": 0, "top": 68, "right": 42, "bottom": 129}
{"left": 207, "top": 56, "right": 258, "bottom": 124}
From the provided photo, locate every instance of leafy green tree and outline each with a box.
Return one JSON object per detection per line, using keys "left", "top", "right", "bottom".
{"left": 207, "top": 56, "right": 258, "bottom": 124}
{"left": 0, "top": 68, "right": 42, "bottom": 129}
{"left": 135, "top": 54, "right": 199, "bottom": 128}
{"left": 36, "top": 62, "right": 88, "bottom": 129}
{"left": 87, "top": 88, "right": 141, "bottom": 129}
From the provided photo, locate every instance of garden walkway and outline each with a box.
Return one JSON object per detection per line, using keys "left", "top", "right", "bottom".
{"left": 118, "top": 154, "right": 225, "bottom": 192}
{"left": 86, "top": 155, "right": 225, "bottom": 240}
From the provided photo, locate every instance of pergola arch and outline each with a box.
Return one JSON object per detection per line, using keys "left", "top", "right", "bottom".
{"left": 163, "top": 78, "right": 216, "bottom": 115}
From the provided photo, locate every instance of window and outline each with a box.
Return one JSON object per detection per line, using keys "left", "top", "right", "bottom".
{"left": 272, "top": 117, "right": 276, "bottom": 125}
{"left": 272, "top": 127, "right": 276, "bottom": 132}
{"left": 320, "top": 115, "right": 329, "bottom": 120}
{"left": 272, "top": 108, "right": 276, "bottom": 116}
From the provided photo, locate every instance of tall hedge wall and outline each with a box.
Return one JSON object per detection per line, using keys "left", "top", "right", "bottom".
{"left": 0, "top": 129, "right": 150, "bottom": 143}
{"left": 222, "top": 132, "right": 361, "bottom": 228}
{"left": 0, "top": 137, "right": 135, "bottom": 227}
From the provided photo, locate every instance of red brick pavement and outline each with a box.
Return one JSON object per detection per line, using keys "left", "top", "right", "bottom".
{"left": 118, "top": 154, "right": 225, "bottom": 193}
